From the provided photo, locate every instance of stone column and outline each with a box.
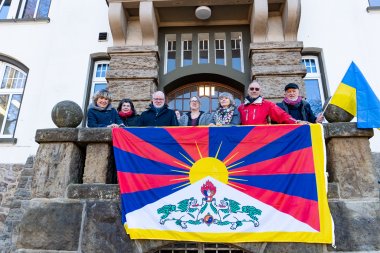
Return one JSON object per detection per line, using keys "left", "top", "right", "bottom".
{"left": 107, "top": 46, "right": 159, "bottom": 113}
{"left": 324, "top": 122, "right": 378, "bottom": 199}
{"left": 324, "top": 122, "right": 380, "bottom": 251}
{"left": 32, "top": 129, "right": 83, "bottom": 198}
{"left": 249, "top": 42, "right": 306, "bottom": 101}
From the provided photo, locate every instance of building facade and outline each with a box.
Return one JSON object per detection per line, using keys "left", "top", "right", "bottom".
{"left": 0, "top": 0, "right": 379, "bottom": 165}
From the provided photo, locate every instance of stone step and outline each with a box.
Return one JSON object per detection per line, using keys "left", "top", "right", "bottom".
{"left": 66, "top": 184, "right": 120, "bottom": 199}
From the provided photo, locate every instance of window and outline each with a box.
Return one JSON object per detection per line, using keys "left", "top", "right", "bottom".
{"left": 0, "top": 0, "right": 51, "bottom": 19}
{"left": 198, "top": 33, "right": 209, "bottom": 64}
{"left": 167, "top": 82, "right": 242, "bottom": 113}
{"left": 215, "top": 33, "right": 226, "bottom": 66}
{"left": 0, "top": 60, "right": 26, "bottom": 138}
{"left": 165, "top": 34, "right": 176, "bottom": 73}
{"left": 369, "top": 0, "right": 380, "bottom": 6}
{"left": 0, "top": 0, "right": 11, "bottom": 19}
{"left": 231, "top": 32, "right": 244, "bottom": 72}
{"left": 182, "top": 34, "right": 192, "bottom": 67}
{"left": 89, "top": 61, "right": 109, "bottom": 103}
{"left": 17, "top": 0, "right": 51, "bottom": 19}
{"left": 302, "top": 56, "right": 325, "bottom": 115}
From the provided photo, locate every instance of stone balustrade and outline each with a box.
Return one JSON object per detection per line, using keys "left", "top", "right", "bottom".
{"left": 10, "top": 123, "right": 379, "bottom": 252}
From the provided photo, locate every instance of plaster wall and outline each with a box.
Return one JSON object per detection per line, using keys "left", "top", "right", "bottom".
{"left": 0, "top": 0, "right": 113, "bottom": 163}
{"left": 298, "top": 0, "right": 380, "bottom": 152}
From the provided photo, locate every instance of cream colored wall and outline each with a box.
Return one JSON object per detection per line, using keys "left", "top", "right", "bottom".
{"left": 298, "top": 0, "right": 380, "bottom": 152}
{"left": 0, "top": 0, "right": 113, "bottom": 163}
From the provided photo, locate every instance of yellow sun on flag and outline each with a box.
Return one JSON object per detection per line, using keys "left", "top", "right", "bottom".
{"left": 171, "top": 141, "right": 247, "bottom": 189}
{"left": 189, "top": 157, "right": 228, "bottom": 184}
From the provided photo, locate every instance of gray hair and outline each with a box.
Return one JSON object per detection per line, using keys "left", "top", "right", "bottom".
{"left": 190, "top": 96, "right": 201, "bottom": 104}
{"left": 93, "top": 89, "right": 113, "bottom": 105}
{"left": 152, "top": 91, "right": 165, "bottom": 99}
{"left": 218, "top": 92, "right": 235, "bottom": 106}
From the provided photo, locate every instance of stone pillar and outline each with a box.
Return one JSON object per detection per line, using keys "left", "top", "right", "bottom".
{"left": 32, "top": 129, "right": 83, "bottom": 198}
{"left": 324, "top": 122, "right": 380, "bottom": 251}
{"left": 249, "top": 42, "right": 306, "bottom": 101}
{"left": 107, "top": 46, "right": 159, "bottom": 113}
{"left": 324, "top": 122, "right": 378, "bottom": 199}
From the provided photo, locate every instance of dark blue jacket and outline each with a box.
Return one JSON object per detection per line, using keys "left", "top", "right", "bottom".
{"left": 276, "top": 100, "right": 317, "bottom": 123}
{"left": 120, "top": 114, "right": 140, "bottom": 127}
{"left": 87, "top": 104, "right": 122, "bottom": 127}
{"left": 139, "top": 104, "right": 178, "bottom": 127}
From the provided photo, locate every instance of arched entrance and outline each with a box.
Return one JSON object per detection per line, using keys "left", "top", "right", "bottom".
{"left": 167, "top": 81, "right": 244, "bottom": 113}
{"left": 154, "top": 242, "right": 250, "bottom": 253}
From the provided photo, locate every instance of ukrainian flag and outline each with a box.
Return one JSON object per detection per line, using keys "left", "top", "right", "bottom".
{"left": 330, "top": 61, "right": 380, "bottom": 128}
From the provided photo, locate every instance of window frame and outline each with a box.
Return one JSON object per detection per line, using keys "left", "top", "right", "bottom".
{"left": 367, "top": 0, "right": 380, "bottom": 11}
{"left": 302, "top": 55, "right": 326, "bottom": 115}
{"left": 17, "top": 0, "right": 51, "bottom": 19}
{"left": 0, "top": 56, "right": 28, "bottom": 142}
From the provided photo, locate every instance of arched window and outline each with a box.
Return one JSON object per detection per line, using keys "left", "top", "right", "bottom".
{"left": 0, "top": 58, "right": 27, "bottom": 139}
{"left": 154, "top": 242, "right": 249, "bottom": 253}
{"left": 167, "top": 82, "right": 243, "bottom": 113}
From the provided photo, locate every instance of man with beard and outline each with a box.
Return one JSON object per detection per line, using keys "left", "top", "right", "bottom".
{"left": 276, "top": 83, "right": 324, "bottom": 123}
{"left": 139, "top": 91, "right": 178, "bottom": 126}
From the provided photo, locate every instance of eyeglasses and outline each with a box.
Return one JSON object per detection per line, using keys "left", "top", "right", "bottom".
{"left": 249, "top": 87, "right": 260, "bottom": 91}
{"left": 190, "top": 100, "right": 199, "bottom": 102}
{"left": 153, "top": 98, "right": 165, "bottom": 101}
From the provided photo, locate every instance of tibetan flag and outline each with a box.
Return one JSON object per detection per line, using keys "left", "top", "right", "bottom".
{"left": 112, "top": 125, "right": 333, "bottom": 243}
{"left": 330, "top": 61, "right": 380, "bottom": 128}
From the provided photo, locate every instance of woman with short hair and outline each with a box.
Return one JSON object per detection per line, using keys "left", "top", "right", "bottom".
{"left": 210, "top": 92, "right": 240, "bottom": 126}
{"left": 179, "top": 96, "right": 212, "bottom": 126}
{"left": 87, "top": 89, "right": 122, "bottom": 128}
{"left": 117, "top": 98, "right": 140, "bottom": 126}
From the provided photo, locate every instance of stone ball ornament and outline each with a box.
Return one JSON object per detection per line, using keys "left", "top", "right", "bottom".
{"left": 51, "top": 100, "right": 83, "bottom": 128}
{"left": 324, "top": 103, "right": 354, "bottom": 123}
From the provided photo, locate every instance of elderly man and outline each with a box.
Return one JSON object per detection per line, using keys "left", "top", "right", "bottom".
{"left": 238, "top": 80, "right": 298, "bottom": 125}
{"left": 139, "top": 91, "right": 178, "bottom": 126}
{"left": 276, "top": 83, "right": 324, "bottom": 123}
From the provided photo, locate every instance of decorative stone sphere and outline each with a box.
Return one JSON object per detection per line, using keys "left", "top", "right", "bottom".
{"left": 324, "top": 104, "right": 354, "bottom": 123}
{"left": 51, "top": 100, "right": 83, "bottom": 128}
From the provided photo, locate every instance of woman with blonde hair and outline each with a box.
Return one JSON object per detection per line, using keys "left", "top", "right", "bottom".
{"left": 210, "top": 92, "right": 240, "bottom": 126}
{"left": 87, "top": 89, "right": 122, "bottom": 128}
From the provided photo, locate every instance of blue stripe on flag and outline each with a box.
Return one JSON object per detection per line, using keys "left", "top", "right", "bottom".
{"left": 236, "top": 173, "right": 318, "bottom": 201}
{"left": 233, "top": 125, "right": 311, "bottom": 166}
{"left": 114, "top": 147, "right": 186, "bottom": 175}
{"left": 124, "top": 128, "right": 194, "bottom": 165}
{"left": 120, "top": 182, "right": 185, "bottom": 214}
{"left": 208, "top": 126, "right": 254, "bottom": 160}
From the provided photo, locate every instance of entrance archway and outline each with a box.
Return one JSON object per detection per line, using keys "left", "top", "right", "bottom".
{"left": 167, "top": 81, "right": 243, "bottom": 113}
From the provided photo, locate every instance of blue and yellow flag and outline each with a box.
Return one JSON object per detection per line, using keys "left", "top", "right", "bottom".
{"left": 330, "top": 61, "right": 380, "bottom": 128}
{"left": 112, "top": 125, "right": 333, "bottom": 243}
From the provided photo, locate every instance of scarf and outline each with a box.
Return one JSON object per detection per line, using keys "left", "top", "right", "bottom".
{"left": 283, "top": 96, "right": 303, "bottom": 106}
{"left": 215, "top": 105, "right": 235, "bottom": 125}
{"left": 118, "top": 111, "right": 133, "bottom": 119}
{"left": 246, "top": 95, "right": 261, "bottom": 104}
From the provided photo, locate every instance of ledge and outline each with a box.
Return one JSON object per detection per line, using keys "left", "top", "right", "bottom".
{"left": 0, "top": 137, "right": 17, "bottom": 144}
{"left": 35, "top": 128, "right": 79, "bottom": 143}
{"left": 78, "top": 128, "right": 112, "bottom": 143}
{"left": 0, "top": 17, "right": 50, "bottom": 23}
{"left": 250, "top": 41, "right": 304, "bottom": 52}
{"left": 107, "top": 46, "right": 159, "bottom": 54}
{"left": 367, "top": 6, "right": 380, "bottom": 12}
{"left": 323, "top": 122, "right": 374, "bottom": 139}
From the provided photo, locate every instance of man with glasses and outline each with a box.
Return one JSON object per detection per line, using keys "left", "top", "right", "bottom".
{"left": 139, "top": 91, "right": 178, "bottom": 126}
{"left": 238, "top": 80, "right": 298, "bottom": 125}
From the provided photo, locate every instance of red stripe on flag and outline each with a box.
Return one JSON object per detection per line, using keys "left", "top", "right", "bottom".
{"left": 228, "top": 147, "right": 315, "bottom": 176}
{"left": 165, "top": 127, "right": 209, "bottom": 162}
{"left": 118, "top": 171, "right": 187, "bottom": 194}
{"left": 223, "top": 125, "right": 300, "bottom": 166}
{"left": 230, "top": 182, "right": 320, "bottom": 231}
{"left": 113, "top": 128, "right": 187, "bottom": 169}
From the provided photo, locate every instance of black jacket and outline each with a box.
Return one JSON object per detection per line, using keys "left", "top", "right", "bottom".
{"left": 139, "top": 104, "right": 178, "bottom": 126}
{"left": 120, "top": 114, "right": 140, "bottom": 126}
{"left": 87, "top": 104, "right": 122, "bottom": 127}
{"left": 276, "top": 100, "right": 317, "bottom": 123}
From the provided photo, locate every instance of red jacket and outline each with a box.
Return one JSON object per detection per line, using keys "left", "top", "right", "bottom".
{"left": 238, "top": 97, "right": 297, "bottom": 125}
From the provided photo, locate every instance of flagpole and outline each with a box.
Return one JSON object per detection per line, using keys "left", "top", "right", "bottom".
{"left": 321, "top": 96, "right": 332, "bottom": 116}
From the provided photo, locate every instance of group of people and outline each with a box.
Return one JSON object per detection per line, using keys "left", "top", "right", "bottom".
{"left": 86, "top": 80, "right": 323, "bottom": 128}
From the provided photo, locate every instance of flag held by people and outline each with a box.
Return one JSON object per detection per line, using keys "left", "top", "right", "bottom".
{"left": 330, "top": 61, "right": 380, "bottom": 128}
{"left": 112, "top": 125, "right": 333, "bottom": 243}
